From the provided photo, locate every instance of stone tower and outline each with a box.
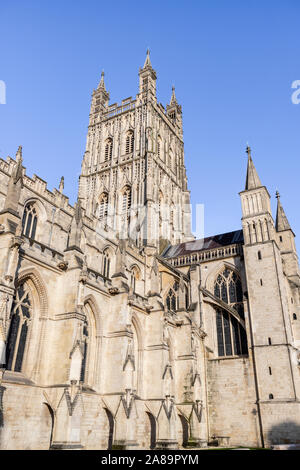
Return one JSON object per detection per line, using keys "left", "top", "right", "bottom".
{"left": 239, "top": 146, "right": 300, "bottom": 445}
{"left": 78, "top": 51, "right": 193, "bottom": 251}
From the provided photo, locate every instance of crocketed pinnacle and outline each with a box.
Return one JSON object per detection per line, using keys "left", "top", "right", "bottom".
{"left": 275, "top": 191, "right": 291, "bottom": 232}
{"left": 245, "top": 145, "right": 262, "bottom": 190}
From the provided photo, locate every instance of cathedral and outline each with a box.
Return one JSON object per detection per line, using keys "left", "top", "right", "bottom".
{"left": 0, "top": 51, "right": 299, "bottom": 450}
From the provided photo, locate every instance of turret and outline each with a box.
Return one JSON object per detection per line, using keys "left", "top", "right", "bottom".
{"left": 239, "top": 145, "right": 300, "bottom": 446}
{"left": 239, "top": 146, "right": 275, "bottom": 245}
{"left": 89, "top": 70, "right": 110, "bottom": 122}
{"left": 166, "top": 86, "right": 183, "bottom": 137}
{"left": 3, "top": 146, "right": 23, "bottom": 216}
{"left": 275, "top": 191, "right": 300, "bottom": 283}
{"left": 138, "top": 49, "right": 157, "bottom": 103}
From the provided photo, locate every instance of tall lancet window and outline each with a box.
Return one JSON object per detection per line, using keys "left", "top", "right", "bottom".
{"left": 6, "top": 282, "right": 32, "bottom": 372}
{"left": 103, "top": 248, "right": 111, "bottom": 279}
{"left": 22, "top": 203, "right": 38, "bottom": 239}
{"left": 214, "top": 268, "right": 248, "bottom": 357}
{"left": 130, "top": 266, "right": 140, "bottom": 293}
{"left": 98, "top": 193, "right": 108, "bottom": 222}
{"left": 104, "top": 138, "right": 113, "bottom": 162}
{"left": 157, "top": 135, "right": 162, "bottom": 159}
{"left": 126, "top": 131, "right": 134, "bottom": 154}
{"left": 165, "top": 281, "right": 179, "bottom": 312}
{"left": 122, "top": 186, "right": 132, "bottom": 222}
{"left": 80, "top": 316, "right": 89, "bottom": 383}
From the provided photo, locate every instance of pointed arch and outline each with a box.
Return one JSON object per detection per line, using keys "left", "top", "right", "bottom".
{"left": 83, "top": 294, "right": 102, "bottom": 336}
{"left": 81, "top": 297, "right": 101, "bottom": 387}
{"left": 21, "top": 198, "right": 47, "bottom": 242}
{"left": 104, "top": 138, "right": 113, "bottom": 161}
{"left": 96, "top": 192, "right": 108, "bottom": 222}
{"left": 125, "top": 130, "right": 134, "bottom": 154}
{"left": 6, "top": 268, "right": 48, "bottom": 377}
{"left": 16, "top": 267, "right": 48, "bottom": 318}
{"left": 204, "top": 261, "right": 242, "bottom": 293}
{"left": 131, "top": 314, "right": 144, "bottom": 395}
{"left": 102, "top": 247, "right": 112, "bottom": 279}
{"left": 129, "top": 264, "right": 141, "bottom": 293}
{"left": 210, "top": 265, "right": 248, "bottom": 358}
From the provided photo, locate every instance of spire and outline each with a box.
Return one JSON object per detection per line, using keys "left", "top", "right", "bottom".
{"left": 245, "top": 145, "right": 262, "bottom": 190}
{"left": 98, "top": 70, "right": 106, "bottom": 90}
{"left": 59, "top": 176, "right": 64, "bottom": 193}
{"left": 275, "top": 191, "right": 291, "bottom": 232}
{"left": 16, "top": 145, "right": 22, "bottom": 163}
{"left": 13, "top": 149, "right": 23, "bottom": 185}
{"left": 66, "top": 199, "right": 83, "bottom": 252}
{"left": 143, "top": 48, "right": 152, "bottom": 68}
{"left": 3, "top": 146, "right": 23, "bottom": 214}
{"left": 74, "top": 199, "right": 83, "bottom": 225}
{"left": 170, "top": 85, "right": 177, "bottom": 106}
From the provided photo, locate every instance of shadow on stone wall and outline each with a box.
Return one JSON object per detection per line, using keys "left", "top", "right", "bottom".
{"left": 267, "top": 421, "right": 300, "bottom": 446}
{"left": 0, "top": 386, "right": 5, "bottom": 428}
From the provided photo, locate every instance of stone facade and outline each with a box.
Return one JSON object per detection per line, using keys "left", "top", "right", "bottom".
{"left": 0, "top": 52, "right": 299, "bottom": 449}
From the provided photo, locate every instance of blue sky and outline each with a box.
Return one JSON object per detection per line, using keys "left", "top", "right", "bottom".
{"left": 1, "top": 0, "right": 299, "bottom": 250}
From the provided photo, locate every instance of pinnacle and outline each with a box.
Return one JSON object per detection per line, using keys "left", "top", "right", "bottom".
{"left": 276, "top": 192, "right": 291, "bottom": 232}
{"left": 170, "top": 85, "right": 177, "bottom": 105}
{"left": 98, "top": 70, "right": 106, "bottom": 90}
{"left": 245, "top": 146, "right": 262, "bottom": 190}
{"left": 143, "top": 48, "right": 152, "bottom": 68}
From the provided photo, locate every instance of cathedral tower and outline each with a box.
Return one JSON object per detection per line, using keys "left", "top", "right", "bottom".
{"left": 240, "top": 146, "right": 300, "bottom": 445}
{"left": 78, "top": 51, "right": 193, "bottom": 251}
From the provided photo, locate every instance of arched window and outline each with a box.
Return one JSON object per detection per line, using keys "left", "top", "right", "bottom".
{"left": 165, "top": 281, "right": 179, "bottom": 312}
{"left": 126, "top": 131, "right": 134, "bottom": 154}
{"left": 98, "top": 193, "right": 108, "bottom": 222}
{"left": 103, "top": 249, "right": 111, "bottom": 279}
{"left": 104, "top": 138, "right": 113, "bottom": 161}
{"left": 22, "top": 203, "right": 38, "bottom": 239}
{"left": 6, "top": 282, "right": 32, "bottom": 372}
{"left": 122, "top": 186, "right": 132, "bottom": 220}
{"left": 130, "top": 266, "right": 140, "bottom": 293}
{"left": 79, "top": 301, "right": 97, "bottom": 386}
{"left": 157, "top": 136, "right": 162, "bottom": 159}
{"left": 80, "top": 316, "right": 89, "bottom": 383}
{"left": 169, "top": 149, "right": 175, "bottom": 173}
{"left": 214, "top": 268, "right": 248, "bottom": 357}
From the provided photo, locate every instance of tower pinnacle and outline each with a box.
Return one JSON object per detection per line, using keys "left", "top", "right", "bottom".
{"left": 170, "top": 85, "right": 177, "bottom": 105}
{"left": 245, "top": 146, "right": 262, "bottom": 190}
{"left": 143, "top": 48, "right": 152, "bottom": 68}
{"left": 98, "top": 70, "right": 106, "bottom": 90}
{"left": 275, "top": 191, "right": 292, "bottom": 232}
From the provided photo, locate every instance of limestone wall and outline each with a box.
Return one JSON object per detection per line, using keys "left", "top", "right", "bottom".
{"left": 206, "top": 356, "right": 260, "bottom": 447}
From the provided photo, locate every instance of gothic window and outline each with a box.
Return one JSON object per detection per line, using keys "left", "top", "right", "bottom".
{"left": 130, "top": 266, "right": 140, "bottom": 293}
{"left": 126, "top": 131, "right": 134, "bottom": 154}
{"left": 104, "top": 138, "right": 113, "bottom": 161}
{"left": 6, "top": 283, "right": 32, "bottom": 372}
{"left": 22, "top": 203, "right": 38, "bottom": 239}
{"left": 103, "top": 248, "right": 111, "bottom": 279}
{"left": 214, "top": 268, "right": 248, "bottom": 357}
{"left": 169, "top": 149, "right": 175, "bottom": 173}
{"left": 165, "top": 281, "right": 179, "bottom": 312}
{"left": 122, "top": 186, "right": 132, "bottom": 221}
{"left": 98, "top": 193, "right": 108, "bottom": 222}
{"left": 157, "top": 136, "right": 162, "bottom": 159}
{"left": 80, "top": 317, "right": 89, "bottom": 383}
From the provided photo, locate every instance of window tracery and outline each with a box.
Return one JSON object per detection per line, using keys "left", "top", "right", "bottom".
{"left": 22, "top": 203, "right": 38, "bottom": 239}
{"left": 214, "top": 268, "right": 248, "bottom": 357}
{"left": 6, "top": 283, "right": 32, "bottom": 372}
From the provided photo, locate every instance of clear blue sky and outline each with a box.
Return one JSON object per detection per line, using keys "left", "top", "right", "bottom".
{"left": 1, "top": 0, "right": 299, "bottom": 250}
